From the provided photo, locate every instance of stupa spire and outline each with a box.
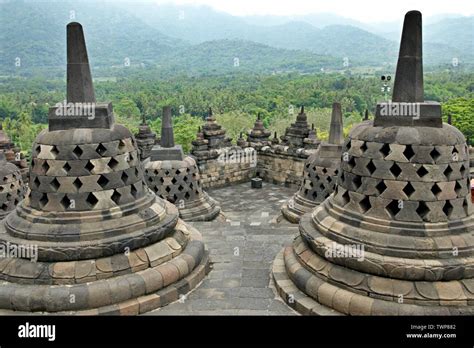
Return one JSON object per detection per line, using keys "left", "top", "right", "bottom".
{"left": 328, "top": 102, "right": 344, "bottom": 145}
{"left": 392, "top": 11, "right": 424, "bottom": 102}
{"left": 66, "top": 22, "right": 96, "bottom": 103}
{"left": 160, "top": 106, "right": 175, "bottom": 148}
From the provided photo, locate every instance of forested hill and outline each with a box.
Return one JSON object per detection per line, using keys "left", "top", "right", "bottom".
{"left": 0, "top": 0, "right": 340, "bottom": 77}
{"left": 1, "top": 0, "right": 472, "bottom": 77}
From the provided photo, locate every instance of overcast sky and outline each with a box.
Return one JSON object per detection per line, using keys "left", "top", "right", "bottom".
{"left": 153, "top": 0, "right": 474, "bottom": 22}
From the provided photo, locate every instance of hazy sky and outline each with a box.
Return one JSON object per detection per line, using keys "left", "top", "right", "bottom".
{"left": 154, "top": 0, "right": 474, "bottom": 22}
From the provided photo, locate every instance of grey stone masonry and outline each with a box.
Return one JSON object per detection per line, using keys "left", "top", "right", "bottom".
{"left": 0, "top": 151, "right": 25, "bottom": 220}
{"left": 0, "top": 22, "right": 209, "bottom": 315}
{"left": 281, "top": 102, "right": 344, "bottom": 223}
{"left": 273, "top": 10, "right": 474, "bottom": 316}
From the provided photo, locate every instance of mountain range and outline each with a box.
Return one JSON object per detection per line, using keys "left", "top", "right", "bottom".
{"left": 0, "top": 0, "right": 472, "bottom": 77}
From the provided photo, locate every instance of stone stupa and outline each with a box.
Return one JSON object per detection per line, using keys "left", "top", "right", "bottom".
{"left": 273, "top": 11, "right": 474, "bottom": 315}
{"left": 247, "top": 113, "right": 271, "bottom": 146}
{"left": 0, "top": 151, "right": 25, "bottom": 220}
{"left": 135, "top": 114, "right": 157, "bottom": 161}
{"left": 0, "top": 22, "right": 209, "bottom": 314}
{"left": 280, "top": 106, "right": 313, "bottom": 148}
{"left": 0, "top": 124, "right": 29, "bottom": 180}
{"left": 281, "top": 102, "right": 344, "bottom": 223}
{"left": 144, "top": 106, "right": 221, "bottom": 221}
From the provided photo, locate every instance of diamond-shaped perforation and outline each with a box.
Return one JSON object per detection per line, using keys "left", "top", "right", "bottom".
{"left": 41, "top": 161, "right": 50, "bottom": 174}
{"left": 359, "top": 196, "right": 371, "bottom": 213}
{"left": 72, "top": 146, "right": 83, "bottom": 159}
{"left": 366, "top": 160, "right": 376, "bottom": 175}
{"left": 375, "top": 181, "right": 387, "bottom": 195}
{"left": 33, "top": 177, "right": 41, "bottom": 189}
{"left": 416, "top": 201, "right": 429, "bottom": 220}
{"left": 431, "top": 183, "right": 442, "bottom": 197}
{"left": 454, "top": 181, "right": 462, "bottom": 195}
{"left": 85, "top": 161, "right": 95, "bottom": 172}
{"left": 345, "top": 140, "right": 352, "bottom": 151}
{"left": 96, "top": 143, "right": 107, "bottom": 156}
{"left": 86, "top": 193, "right": 98, "bottom": 208}
{"left": 97, "top": 175, "right": 109, "bottom": 188}
{"left": 131, "top": 184, "right": 138, "bottom": 198}
{"left": 444, "top": 165, "right": 453, "bottom": 180}
{"left": 118, "top": 139, "right": 126, "bottom": 151}
{"left": 185, "top": 192, "right": 190, "bottom": 199}
{"left": 60, "top": 195, "right": 71, "bottom": 210}
{"left": 403, "top": 182, "right": 415, "bottom": 197}
{"left": 39, "top": 193, "right": 48, "bottom": 208}
{"left": 341, "top": 190, "right": 350, "bottom": 206}
{"left": 347, "top": 156, "right": 356, "bottom": 170}
{"left": 35, "top": 145, "right": 41, "bottom": 155}
{"left": 380, "top": 143, "right": 391, "bottom": 157}
{"left": 353, "top": 175, "right": 362, "bottom": 190}
{"left": 171, "top": 177, "right": 178, "bottom": 185}
{"left": 386, "top": 200, "right": 401, "bottom": 217}
{"left": 442, "top": 201, "right": 453, "bottom": 218}
{"left": 403, "top": 145, "right": 415, "bottom": 161}
{"left": 389, "top": 163, "right": 402, "bottom": 178}
{"left": 50, "top": 145, "right": 59, "bottom": 158}
{"left": 417, "top": 165, "right": 428, "bottom": 178}
{"left": 60, "top": 162, "right": 71, "bottom": 175}
{"left": 73, "top": 178, "right": 83, "bottom": 190}
{"left": 111, "top": 190, "right": 121, "bottom": 205}
{"left": 108, "top": 158, "right": 119, "bottom": 170}
{"left": 121, "top": 172, "right": 129, "bottom": 184}
{"left": 322, "top": 168, "right": 327, "bottom": 174}
{"left": 360, "top": 142, "right": 368, "bottom": 153}
{"left": 430, "top": 147, "right": 441, "bottom": 161}
{"left": 165, "top": 186, "right": 171, "bottom": 193}
{"left": 50, "top": 178, "right": 60, "bottom": 191}
{"left": 460, "top": 164, "right": 466, "bottom": 177}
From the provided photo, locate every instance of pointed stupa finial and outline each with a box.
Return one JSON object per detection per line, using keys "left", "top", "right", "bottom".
{"left": 257, "top": 113, "right": 261, "bottom": 121}
{"left": 311, "top": 123, "right": 315, "bottom": 130}
{"left": 328, "top": 102, "right": 344, "bottom": 145}
{"left": 364, "top": 109, "right": 369, "bottom": 120}
{"left": 208, "top": 107, "right": 213, "bottom": 116}
{"left": 67, "top": 22, "right": 96, "bottom": 103}
{"left": 392, "top": 11, "right": 423, "bottom": 102}
{"left": 447, "top": 114, "right": 452, "bottom": 125}
{"left": 300, "top": 106, "right": 304, "bottom": 114}
{"left": 160, "top": 106, "right": 174, "bottom": 148}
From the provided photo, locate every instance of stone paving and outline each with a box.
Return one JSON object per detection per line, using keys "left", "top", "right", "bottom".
{"left": 147, "top": 182, "right": 299, "bottom": 315}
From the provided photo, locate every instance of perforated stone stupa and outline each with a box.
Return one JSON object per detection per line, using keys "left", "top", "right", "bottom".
{"left": 0, "top": 151, "right": 25, "bottom": 220}
{"left": 281, "top": 102, "right": 344, "bottom": 223}
{"left": 144, "top": 106, "right": 220, "bottom": 221}
{"left": 0, "top": 124, "right": 29, "bottom": 180}
{"left": 0, "top": 22, "right": 209, "bottom": 314}
{"left": 273, "top": 11, "right": 474, "bottom": 315}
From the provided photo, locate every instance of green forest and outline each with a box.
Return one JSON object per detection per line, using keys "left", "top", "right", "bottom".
{"left": 0, "top": 71, "right": 473, "bottom": 157}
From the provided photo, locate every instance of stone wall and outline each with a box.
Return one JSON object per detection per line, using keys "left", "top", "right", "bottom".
{"left": 195, "top": 146, "right": 311, "bottom": 189}
{"left": 256, "top": 152, "right": 306, "bottom": 189}
{"left": 197, "top": 159, "right": 256, "bottom": 188}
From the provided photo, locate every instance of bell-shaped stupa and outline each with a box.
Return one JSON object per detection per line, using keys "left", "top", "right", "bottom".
{"left": 281, "top": 102, "right": 344, "bottom": 223}
{"left": 0, "top": 151, "right": 25, "bottom": 220}
{"left": 144, "top": 106, "right": 221, "bottom": 221}
{"left": 273, "top": 11, "right": 474, "bottom": 315}
{"left": 0, "top": 23, "right": 209, "bottom": 314}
